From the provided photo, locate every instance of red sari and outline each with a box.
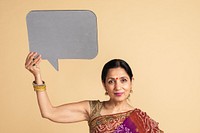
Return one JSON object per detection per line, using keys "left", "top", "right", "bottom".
{"left": 88, "top": 100, "right": 163, "bottom": 133}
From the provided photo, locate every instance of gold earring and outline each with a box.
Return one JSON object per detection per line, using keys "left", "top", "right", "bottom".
{"left": 127, "top": 90, "right": 133, "bottom": 99}
{"left": 105, "top": 91, "right": 108, "bottom": 95}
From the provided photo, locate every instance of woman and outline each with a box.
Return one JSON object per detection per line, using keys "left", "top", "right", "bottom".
{"left": 25, "top": 52, "right": 164, "bottom": 133}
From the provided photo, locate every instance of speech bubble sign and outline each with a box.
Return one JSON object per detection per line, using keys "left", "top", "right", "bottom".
{"left": 26, "top": 10, "right": 98, "bottom": 71}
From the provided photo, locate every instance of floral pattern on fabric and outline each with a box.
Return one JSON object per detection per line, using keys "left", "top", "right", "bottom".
{"left": 113, "top": 117, "right": 138, "bottom": 133}
{"left": 129, "top": 109, "right": 161, "bottom": 133}
{"left": 88, "top": 101, "right": 163, "bottom": 133}
{"left": 89, "top": 110, "right": 133, "bottom": 133}
{"left": 88, "top": 100, "right": 133, "bottom": 133}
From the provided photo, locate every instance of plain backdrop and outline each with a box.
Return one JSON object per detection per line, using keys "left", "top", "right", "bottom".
{"left": 0, "top": 0, "right": 200, "bottom": 133}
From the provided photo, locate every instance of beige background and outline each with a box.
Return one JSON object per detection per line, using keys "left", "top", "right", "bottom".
{"left": 1, "top": 0, "right": 200, "bottom": 132}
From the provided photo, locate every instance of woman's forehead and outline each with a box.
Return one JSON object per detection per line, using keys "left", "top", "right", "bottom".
{"left": 107, "top": 67, "right": 128, "bottom": 76}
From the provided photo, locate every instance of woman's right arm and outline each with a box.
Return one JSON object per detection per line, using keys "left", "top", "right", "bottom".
{"left": 25, "top": 52, "right": 90, "bottom": 123}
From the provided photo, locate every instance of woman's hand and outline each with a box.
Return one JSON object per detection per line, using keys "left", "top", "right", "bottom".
{"left": 25, "top": 52, "right": 42, "bottom": 77}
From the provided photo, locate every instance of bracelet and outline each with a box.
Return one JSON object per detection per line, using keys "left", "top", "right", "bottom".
{"left": 32, "top": 81, "right": 46, "bottom": 91}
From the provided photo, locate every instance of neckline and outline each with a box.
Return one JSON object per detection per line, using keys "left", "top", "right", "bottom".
{"left": 99, "top": 109, "right": 135, "bottom": 117}
{"left": 99, "top": 101, "right": 135, "bottom": 117}
{"left": 89, "top": 109, "right": 136, "bottom": 124}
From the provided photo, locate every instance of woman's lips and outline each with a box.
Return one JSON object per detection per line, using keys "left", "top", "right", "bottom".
{"left": 114, "top": 92, "right": 124, "bottom": 96}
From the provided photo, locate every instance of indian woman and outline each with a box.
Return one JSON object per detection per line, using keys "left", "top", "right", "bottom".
{"left": 25, "top": 52, "right": 164, "bottom": 133}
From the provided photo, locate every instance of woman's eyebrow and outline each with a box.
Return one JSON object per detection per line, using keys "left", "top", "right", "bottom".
{"left": 107, "top": 76, "right": 128, "bottom": 80}
{"left": 107, "top": 77, "right": 115, "bottom": 80}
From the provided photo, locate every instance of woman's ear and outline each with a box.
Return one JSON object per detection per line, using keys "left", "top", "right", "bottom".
{"left": 130, "top": 77, "right": 134, "bottom": 87}
{"left": 102, "top": 80, "right": 106, "bottom": 88}
{"left": 102, "top": 81, "right": 108, "bottom": 94}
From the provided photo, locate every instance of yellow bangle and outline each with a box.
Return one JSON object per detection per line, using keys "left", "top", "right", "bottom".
{"left": 32, "top": 81, "right": 46, "bottom": 91}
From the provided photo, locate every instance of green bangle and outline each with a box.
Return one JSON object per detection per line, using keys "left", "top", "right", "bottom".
{"left": 32, "top": 81, "right": 46, "bottom": 91}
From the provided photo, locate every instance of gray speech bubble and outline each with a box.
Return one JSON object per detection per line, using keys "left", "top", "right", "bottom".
{"left": 26, "top": 10, "right": 98, "bottom": 71}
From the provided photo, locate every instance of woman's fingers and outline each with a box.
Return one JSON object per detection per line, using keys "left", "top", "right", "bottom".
{"left": 25, "top": 52, "right": 42, "bottom": 77}
{"left": 32, "top": 54, "right": 42, "bottom": 66}
{"left": 25, "top": 52, "right": 36, "bottom": 66}
{"left": 25, "top": 52, "right": 41, "bottom": 69}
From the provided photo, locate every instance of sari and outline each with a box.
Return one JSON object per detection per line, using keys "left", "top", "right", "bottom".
{"left": 88, "top": 100, "right": 163, "bottom": 133}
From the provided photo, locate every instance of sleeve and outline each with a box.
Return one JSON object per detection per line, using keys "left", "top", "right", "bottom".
{"left": 88, "top": 100, "right": 101, "bottom": 123}
{"left": 89, "top": 100, "right": 99, "bottom": 115}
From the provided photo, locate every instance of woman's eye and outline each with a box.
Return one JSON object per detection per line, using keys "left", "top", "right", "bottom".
{"left": 121, "top": 78, "right": 127, "bottom": 83}
{"left": 108, "top": 80, "right": 114, "bottom": 84}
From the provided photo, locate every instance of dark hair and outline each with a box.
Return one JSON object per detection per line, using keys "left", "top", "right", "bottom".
{"left": 101, "top": 59, "right": 133, "bottom": 83}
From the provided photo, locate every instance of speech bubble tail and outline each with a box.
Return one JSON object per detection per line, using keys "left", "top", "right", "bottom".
{"left": 47, "top": 58, "right": 59, "bottom": 71}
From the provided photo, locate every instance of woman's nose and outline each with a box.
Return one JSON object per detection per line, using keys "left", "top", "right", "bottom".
{"left": 114, "top": 81, "right": 121, "bottom": 90}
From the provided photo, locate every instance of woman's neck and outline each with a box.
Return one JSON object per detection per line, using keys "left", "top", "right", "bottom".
{"left": 103, "top": 99, "right": 132, "bottom": 113}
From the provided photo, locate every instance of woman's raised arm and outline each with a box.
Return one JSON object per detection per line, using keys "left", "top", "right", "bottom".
{"left": 25, "top": 52, "right": 90, "bottom": 123}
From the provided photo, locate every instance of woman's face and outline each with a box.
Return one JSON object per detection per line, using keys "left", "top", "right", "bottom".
{"left": 103, "top": 67, "right": 133, "bottom": 102}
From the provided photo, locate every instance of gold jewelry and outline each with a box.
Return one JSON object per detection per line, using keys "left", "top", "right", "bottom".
{"left": 105, "top": 91, "right": 108, "bottom": 95}
{"left": 32, "top": 81, "right": 46, "bottom": 91}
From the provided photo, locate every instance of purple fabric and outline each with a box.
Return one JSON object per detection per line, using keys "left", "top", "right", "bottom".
{"left": 113, "top": 117, "right": 138, "bottom": 133}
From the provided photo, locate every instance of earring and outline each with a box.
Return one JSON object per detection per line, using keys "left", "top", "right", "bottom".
{"left": 127, "top": 90, "right": 133, "bottom": 99}
{"left": 105, "top": 91, "right": 108, "bottom": 95}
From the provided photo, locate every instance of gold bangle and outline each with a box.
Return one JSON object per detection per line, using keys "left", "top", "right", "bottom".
{"left": 32, "top": 81, "right": 46, "bottom": 92}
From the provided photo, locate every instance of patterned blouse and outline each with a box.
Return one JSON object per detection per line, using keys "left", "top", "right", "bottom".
{"left": 88, "top": 100, "right": 134, "bottom": 133}
{"left": 88, "top": 100, "right": 163, "bottom": 133}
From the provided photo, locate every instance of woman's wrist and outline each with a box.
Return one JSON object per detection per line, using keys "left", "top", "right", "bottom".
{"left": 34, "top": 73, "right": 43, "bottom": 85}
